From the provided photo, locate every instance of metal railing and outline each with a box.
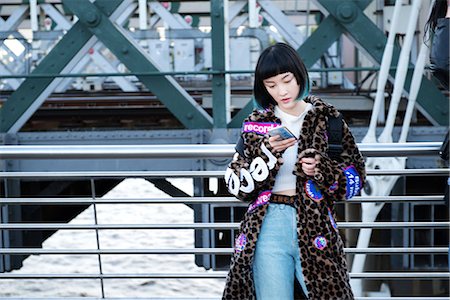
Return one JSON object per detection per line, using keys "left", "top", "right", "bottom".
{"left": 0, "top": 142, "right": 448, "bottom": 299}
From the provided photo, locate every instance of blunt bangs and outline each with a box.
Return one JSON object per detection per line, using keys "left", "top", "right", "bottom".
{"left": 256, "top": 50, "right": 294, "bottom": 82}
{"left": 253, "top": 43, "right": 310, "bottom": 109}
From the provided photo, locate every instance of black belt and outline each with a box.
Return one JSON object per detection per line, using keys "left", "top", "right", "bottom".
{"left": 270, "top": 194, "right": 298, "bottom": 207}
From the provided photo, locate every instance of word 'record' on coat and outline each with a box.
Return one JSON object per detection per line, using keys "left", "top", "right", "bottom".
{"left": 223, "top": 95, "right": 366, "bottom": 300}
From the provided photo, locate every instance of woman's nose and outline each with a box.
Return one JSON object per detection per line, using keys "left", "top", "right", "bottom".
{"left": 278, "top": 85, "right": 288, "bottom": 96}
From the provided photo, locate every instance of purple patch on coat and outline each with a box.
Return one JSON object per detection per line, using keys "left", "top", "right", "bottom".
{"left": 314, "top": 235, "right": 327, "bottom": 250}
{"left": 329, "top": 180, "right": 338, "bottom": 192}
{"left": 304, "top": 180, "right": 324, "bottom": 202}
{"left": 242, "top": 122, "right": 280, "bottom": 135}
{"left": 248, "top": 190, "right": 271, "bottom": 212}
{"left": 235, "top": 233, "right": 247, "bottom": 253}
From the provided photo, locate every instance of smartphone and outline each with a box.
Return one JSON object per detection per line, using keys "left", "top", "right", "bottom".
{"left": 268, "top": 126, "right": 297, "bottom": 140}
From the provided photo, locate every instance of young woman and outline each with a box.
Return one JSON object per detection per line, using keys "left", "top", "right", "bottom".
{"left": 223, "top": 43, "right": 366, "bottom": 300}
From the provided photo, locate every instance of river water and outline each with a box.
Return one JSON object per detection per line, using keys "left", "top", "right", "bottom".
{"left": 0, "top": 178, "right": 225, "bottom": 298}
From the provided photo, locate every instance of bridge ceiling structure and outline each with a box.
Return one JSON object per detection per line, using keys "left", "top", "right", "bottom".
{"left": 0, "top": 0, "right": 447, "bottom": 135}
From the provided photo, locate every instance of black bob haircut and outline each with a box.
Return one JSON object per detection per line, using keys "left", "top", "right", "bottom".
{"left": 253, "top": 43, "right": 310, "bottom": 109}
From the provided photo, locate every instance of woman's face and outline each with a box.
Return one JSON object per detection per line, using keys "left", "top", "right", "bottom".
{"left": 263, "top": 72, "right": 300, "bottom": 112}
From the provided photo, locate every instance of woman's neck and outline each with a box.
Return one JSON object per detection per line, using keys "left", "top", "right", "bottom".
{"left": 278, "top": 100, "right": 308, "bottom": 117}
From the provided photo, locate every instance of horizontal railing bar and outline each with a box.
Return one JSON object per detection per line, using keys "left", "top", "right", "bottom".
{"left": 0, "top": 195, "right": 444, "bottom": 205}
{"left": 0, "top": 247, "right": 447, "bottom": 255}
{"left": 0, "top": 273, "right": 227, "bottom": 279}
{"left": 1, "top": 169, "right": 448, "bottom": 178}
{"left": 0, "top": 298, "right": 449, "bottom": 300}
{"left": 367, "top": 169, "right": 449, "bottom": 176}
{"left": 0, "top": 298, "right": 448, "bottom": 300}
{"left": 344, "top": 247, "right": 449, "bottom": 254}
{"left": 0, "top": 142, "right": 442, "bottom": 159}
{"left": 350, "top": 272, "right": 450, "bottom": 279}
{"left": 0, "top": 66, "right": 419, "bottom": 79}
{"left": 0, "top": 272, "right": 447, "bottom": 279}
{"left": 0, "top": 222, "right": 448, "bottom": 230}
{"left": 0, "top": 197, "right": 242, "bottom": 204}
{"left": 0, "top": 298, "right": 221, "bottom": 300}
{"left": 0, "top": 298, "right": 218, "bottom": 300}
{"left": 0, "top": 248, "right": 234, "bottom": 255}
{"left": 356, "top": 298, "right": 450, "bottom": 300}
{"left": 0, "top": 145, "right": 234, "bottom": 159}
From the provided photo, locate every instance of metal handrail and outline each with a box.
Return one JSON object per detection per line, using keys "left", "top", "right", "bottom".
{"left": 0, "top": 142, "right": 443, "bottom": 159}
{"left": 0, "top": 222, "right": 448, "bottom": 230}
{"left": 0, "top": 195, "right": 444, "bottom": 204}
{"left": 0, "top": 247, "right": 447, "bottom": 255}
{"left": 0, "top": 272, "right": 447, "bottom": 279}
{"left": 1, "top": 169, "right": 448, "bottom": 178}
{"left": 0, "top": 298, "right": 447, "bottom": 300}
{"left": 0, "top": 298, "right": 448, "bottom": 300}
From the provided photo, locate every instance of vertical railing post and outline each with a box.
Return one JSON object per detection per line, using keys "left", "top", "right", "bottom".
{"left": 90, "top": 179, "right": 105, "bottom": 298}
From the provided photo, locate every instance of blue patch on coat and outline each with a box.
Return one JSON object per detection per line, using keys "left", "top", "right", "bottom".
{"left": 343, "top": 165, "right": 361, "bottom": 199}
{"left": 304, "top": 180, "right": 324, "bottom": 202}
{"left": 328, "top": 208, "right": 338, "bottom": 230}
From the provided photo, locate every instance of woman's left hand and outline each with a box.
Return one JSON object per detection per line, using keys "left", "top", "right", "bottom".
{"left": 300, "top": 154, "right": 317, "bottom": 176}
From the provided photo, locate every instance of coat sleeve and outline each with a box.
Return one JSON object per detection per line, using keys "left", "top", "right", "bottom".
{"left": 224, "top": 130, "right": 283, "bottom": 203}
{"left": 299, "top": 118, "right": 366, "bottom": 201}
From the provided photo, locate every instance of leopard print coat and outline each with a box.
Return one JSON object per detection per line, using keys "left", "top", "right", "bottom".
{"left": 223, "top": 95, "right": 366, "bottom": 300}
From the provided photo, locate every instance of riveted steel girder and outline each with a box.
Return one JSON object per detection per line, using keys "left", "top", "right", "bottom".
{"left": 64, "top": 0, "right": 213, "bottom": 129}
{"left": 0, "top": 0, "right": 124, "bottom": 133}
{"left": 315, "top": 0, "right": 448, "bottom": 125}
{"left": 210, "top": 0, "right": 230, "bottom": 128}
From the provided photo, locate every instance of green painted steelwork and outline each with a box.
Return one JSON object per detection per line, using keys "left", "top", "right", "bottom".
{"left": 228, "top": 0, "right": 447, "bottom": 127}
{"left": 228, "top": 0, "right": 372, "bottom": 128}
{"left": 210, "top": 0, "right": 229, "bottom": 128}
{"left": 228, "top": 96, "right": 255, "bottom": 129}
{"left": 316, "top": 0, "right": 448, "bottom": 125}
{"left": 0, "top": 0, "right": 123, "bottom": 133}
{"left": 298, "top": 16, "right": 348, "bottom": 68}
{"left": 0, "top": 66, "right": 419, "bottom": 79}
{"left": 65, "top": 0, "right": 212, "bottom": 130}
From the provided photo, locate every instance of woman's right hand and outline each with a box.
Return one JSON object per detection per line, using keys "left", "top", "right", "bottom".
{"left": 268, "top": 135, "right": 296, "bottom": 152}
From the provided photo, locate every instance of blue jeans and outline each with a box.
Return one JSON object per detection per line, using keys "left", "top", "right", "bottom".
{"left": 253, "top": 203, "right": 309, "bottom": 299}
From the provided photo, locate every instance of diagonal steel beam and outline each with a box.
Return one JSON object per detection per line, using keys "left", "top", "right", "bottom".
{"left": 314, "top": 0, "right": 448, "bottom": 125}
{"left": 89, "top": 49, "right": 138, "bottom": 92}
{"left": 148, "top": 2, "right": 190, "bottom": 29}
{"left": 54, "top": 1, "right": 138, "bottom": 93}
{"left": 0, "top": 0, "right": 127, "bottom": 133}
{"left": 65, "top": 0, "right": 212, "bottom": 129}
{"left": 40, "top": 4, "right": 72, "bottom": 30}
{"left": 0, "top": 64, "right": 22, "bottom": 90}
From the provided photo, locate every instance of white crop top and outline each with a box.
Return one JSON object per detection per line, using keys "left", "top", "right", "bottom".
{"left": 271, "top": 103, "right": 313, "bottom": 193}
